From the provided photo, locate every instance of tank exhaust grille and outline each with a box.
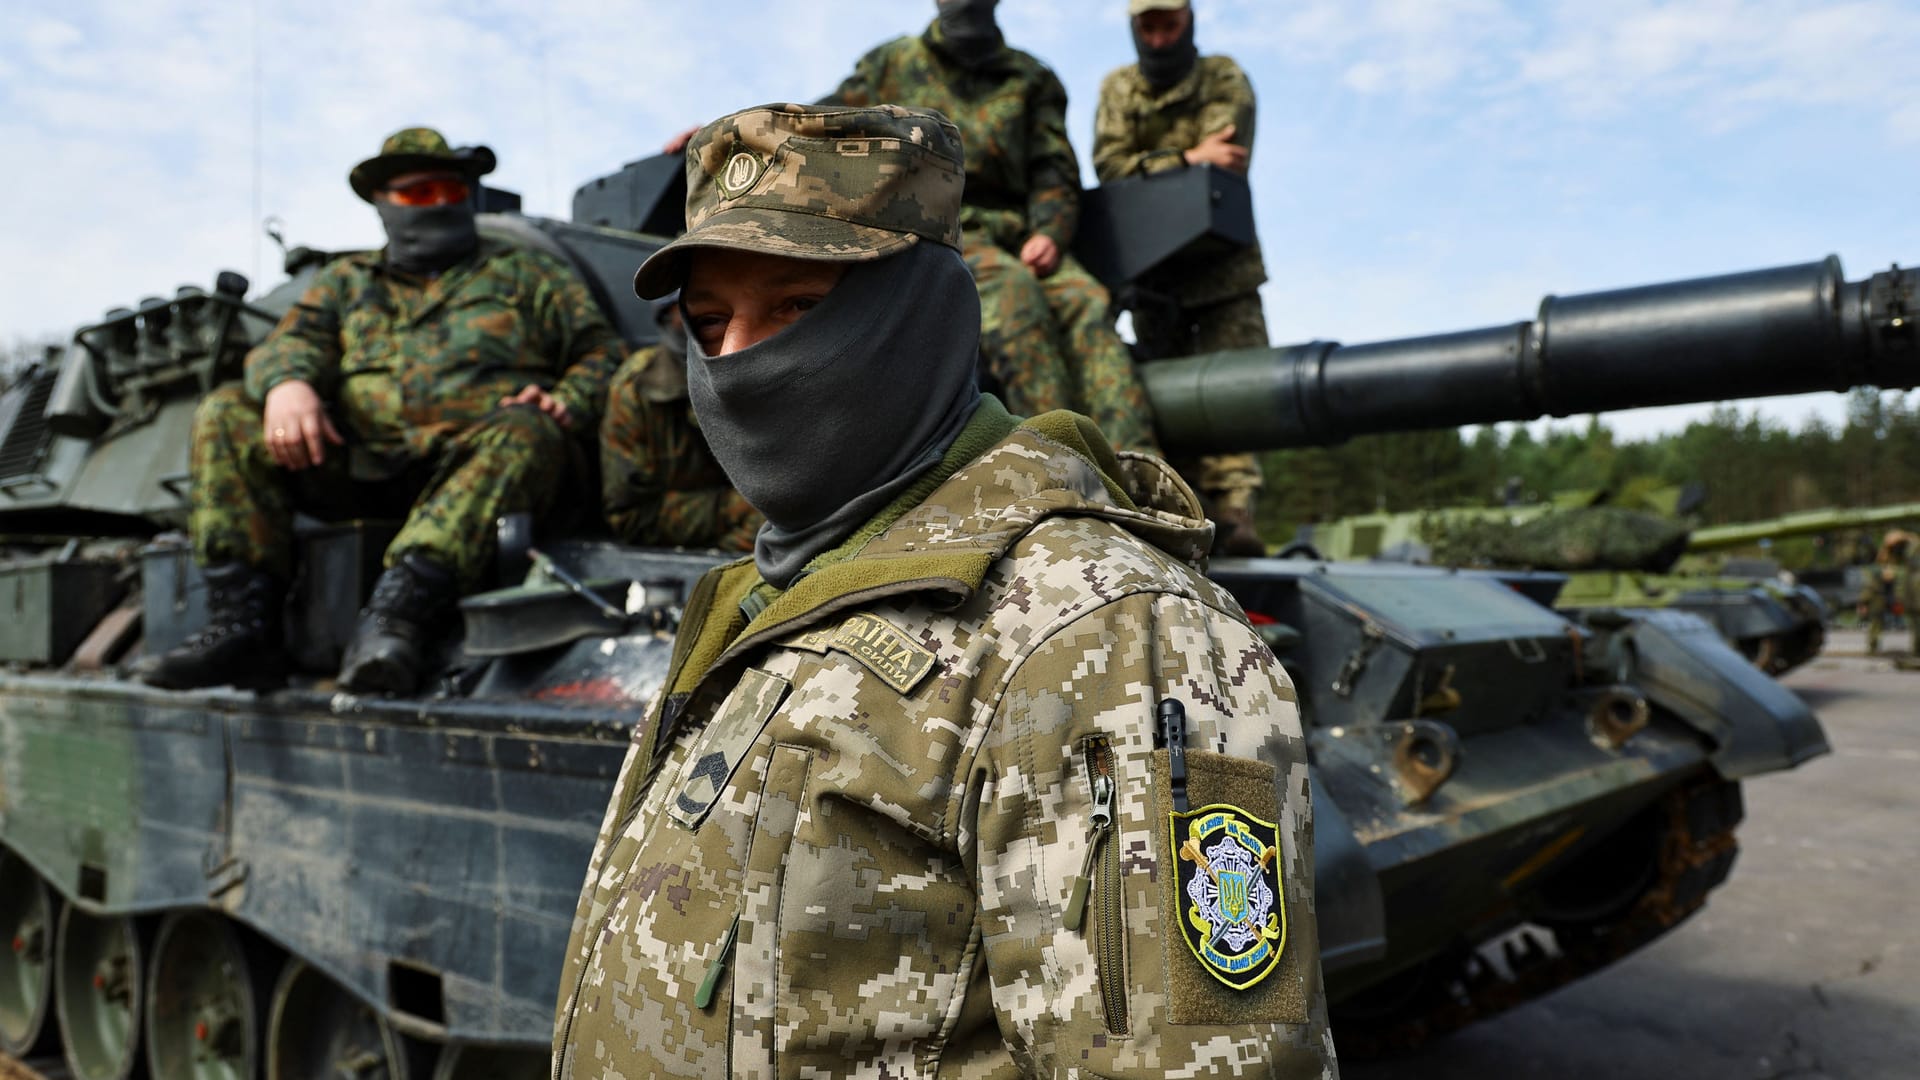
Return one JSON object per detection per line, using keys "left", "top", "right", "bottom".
{"left": 0, "top": 368, "right": 58, "bottom": 482}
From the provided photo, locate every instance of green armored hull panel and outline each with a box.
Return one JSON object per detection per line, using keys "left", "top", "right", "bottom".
{"left": 0, "top": 556, "right": 125, "bottom": 665}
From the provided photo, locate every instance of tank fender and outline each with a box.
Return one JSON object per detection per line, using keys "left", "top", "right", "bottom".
{"left": 1599, "top": 608, "right": 1829, "bottom": 778}
{"left": 1305, "top": 764, "right": 1388, "bottom": 973}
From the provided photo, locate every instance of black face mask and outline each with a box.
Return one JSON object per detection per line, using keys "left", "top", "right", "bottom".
{"left": 376, "top": 201, "right": 479, "bottom": 275}
{"left": 687, "top": 243, "right": 982, "bottom": 588}
{"left": 935, "top": 0, "right": 1003, "bottom": 69}
{"left": 1133, "top": 12, "right": 1199, "bottom": 91}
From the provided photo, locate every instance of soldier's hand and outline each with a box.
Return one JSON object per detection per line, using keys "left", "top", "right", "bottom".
{"left": 1019, "top": 234, "right": 1062, "bottom": 278}
{"left": 1185, "top": 125, "right": 1250, "bottom": 174}
{"left": 663, "top": 126, "right": 700, "bottom": 154}
{"left": 500, "top": 384, "right": 573, "bottom": 428}
{"left": 262, "top": 380, "right": 344, "bottom": 471}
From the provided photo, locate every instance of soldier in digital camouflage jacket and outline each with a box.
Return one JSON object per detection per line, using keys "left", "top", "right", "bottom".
{"left": 553, "top": 102, "right": 1334, "bottom": 1079}
{"left": 1095, "top": 0, "right": 1270, "bottom": 553}
{"left": 822, "top": 3, "right": 1161, "bottom": 455}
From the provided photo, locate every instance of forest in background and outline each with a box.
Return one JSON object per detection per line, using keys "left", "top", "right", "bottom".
{"left": 1253, "top": 389, "right": 1920, "bottom": 567}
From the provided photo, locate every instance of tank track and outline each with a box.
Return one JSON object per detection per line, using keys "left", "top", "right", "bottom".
{"left": 1336, "top": 776, "right": 1744, "bottom": 1056}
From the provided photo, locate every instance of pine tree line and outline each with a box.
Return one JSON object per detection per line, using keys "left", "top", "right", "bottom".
{"left": 1255, "top": 389, "right": 1920, "bottom": 567}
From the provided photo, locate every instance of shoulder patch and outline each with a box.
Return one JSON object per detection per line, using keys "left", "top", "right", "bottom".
{"left": 1171, "top": 803, "right": 1286, "bottom": 989}
{"left": 828, "top": 613, "right": 938, "bottom": 694}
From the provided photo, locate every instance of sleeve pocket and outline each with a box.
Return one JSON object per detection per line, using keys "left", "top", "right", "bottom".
{"left": 1151, "top": 747, "right": 1311, "bottom": 1026}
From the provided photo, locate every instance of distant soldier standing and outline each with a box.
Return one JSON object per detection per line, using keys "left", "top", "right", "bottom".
{"left": 821, "top": 0, "right": 1162, "bottom": 454}
{"left": 134, "top": 128, "right": 620, "bottom": 694}
{"left": 1094, "top": 0, "right": 1271, "bottom": 554}
{"left": 600, "top": 292, "right": 763, "bottom": 550}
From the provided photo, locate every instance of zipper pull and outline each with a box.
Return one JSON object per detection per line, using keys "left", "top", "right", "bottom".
{"left": 1158, "top": 698, "right": 1190, "bottom": 813}
{"left": 693, "top": 913, "right": 740, "bottom": 1009}
{"left": 1064, "top": 773, "right": 1115, "bottom": 932}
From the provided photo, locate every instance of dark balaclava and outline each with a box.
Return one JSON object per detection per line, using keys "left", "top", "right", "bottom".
{"left": 1134, "top": 6, "right": 1199, "bottom": 90}
{"left": 935, "top": 0, "right": 1004, "bottom": 69}
{"left": 377, "top": 200, "right": 479, "bottom": 275}
{"left": 686, "top": 243, "right": 983, "bottom": 588}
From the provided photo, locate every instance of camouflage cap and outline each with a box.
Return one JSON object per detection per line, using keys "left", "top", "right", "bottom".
{"left": 349, "top": 127, "right": 498, "bottom": 203}
{"left": 1127, "top": 0, "right": 1189, "bottom": 13}
{"left": 632, "top": 103, "right": 966, "bottom": 299}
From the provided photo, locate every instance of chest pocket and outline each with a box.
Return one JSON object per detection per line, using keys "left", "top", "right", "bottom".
{"left": 668, "top": 667, "right": 792, "bottom": 831}
{"left": 442, "top": 288, "right": 532, "bottom": 374}
{"left": 340, "top": 294, "right": 397, "bottom": 375}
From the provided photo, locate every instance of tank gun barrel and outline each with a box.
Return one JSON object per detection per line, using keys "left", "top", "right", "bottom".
{"left": 1147, "top": 257, "right": 1919, "bottom": 453}
{"left": 1687, "top": 501, "right": 1920, "bottom": 553}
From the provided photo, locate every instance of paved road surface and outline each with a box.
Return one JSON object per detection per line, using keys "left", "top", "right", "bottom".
{"left": 1345, "top": 629, "right": 1919, "bottom": 1080}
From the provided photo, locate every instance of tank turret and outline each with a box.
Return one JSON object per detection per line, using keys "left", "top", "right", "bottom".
{"left": 1146, "top": 257, "right": 1919, "bottom": 453}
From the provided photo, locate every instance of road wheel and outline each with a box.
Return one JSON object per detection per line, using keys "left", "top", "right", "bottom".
{"left": 0, "top": 851, "right": 57, "bottom": 1056}
{"left": 266, "top": 962, "right": 405, "bottom": 1080}
{"left": 144, "top": 912, "right": 266, "bottom": 1080}
{"left": 55, "top": 908, "right": 146, "bottom": 1080}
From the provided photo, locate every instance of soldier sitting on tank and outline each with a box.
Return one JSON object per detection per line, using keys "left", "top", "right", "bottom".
{"left": 814, "top": 0, "right": 1163, "bottom": 455}
{"left": 1094, "top": 0, "right": 1270, "bottom": 555}
{"left": 133, "top": 128, "right": 621, "bottom": 695}
{"left": 599, "top": 291, "right": 763, "bottom": 551}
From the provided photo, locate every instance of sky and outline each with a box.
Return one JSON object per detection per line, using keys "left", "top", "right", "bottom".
{"left": 2, "top": 0, "right": 1918, "bottom": 442}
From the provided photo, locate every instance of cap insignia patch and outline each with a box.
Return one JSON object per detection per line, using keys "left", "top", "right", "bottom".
{"left": 721, "top": 151, "right": 763, "bottom": 197}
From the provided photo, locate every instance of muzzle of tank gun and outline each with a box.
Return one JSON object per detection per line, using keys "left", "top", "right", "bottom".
{"left": 1146, "top": 257, "right": 1920, "bottom": 454}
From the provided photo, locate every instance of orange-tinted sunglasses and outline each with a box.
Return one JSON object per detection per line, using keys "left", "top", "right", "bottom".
{"left": 385, "top": 177, "right": 472, "bottom": 207}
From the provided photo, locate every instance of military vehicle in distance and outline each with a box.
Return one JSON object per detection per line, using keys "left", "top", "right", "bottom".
{"left": 0, "top": 154, "right": 1913, "bottom": 1077}
{"left": 1301, "top": 497, "right": 1920, "bottom": 675}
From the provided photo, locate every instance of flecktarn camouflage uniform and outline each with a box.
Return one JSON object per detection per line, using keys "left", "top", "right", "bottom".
{"left": 192, "top": 237, "right": 620, "bottom": 587}
{"left": 1095, "top": 53, "right": 1268, "bottom": 512}
{"left": 601, "top": 344, "right": 762, "bottom": 551}
{"left": 824, "top": 22, "right": 1161, "bottom": 454}
{"left": 553, "top": 405, "right": 1334, "bottom": 1078}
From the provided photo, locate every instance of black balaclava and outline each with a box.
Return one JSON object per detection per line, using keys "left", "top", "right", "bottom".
{"left": 934, "top": 0, "right": 1004, "bottom": 69}
{"left": 377, "top": 201, "right": 479, "bottom": 275}
{"left": 1134, "top": 6, "right": 1199, "bottom": 90}
{"left": 686, "top": 243, "right": 983, "bottom": 588}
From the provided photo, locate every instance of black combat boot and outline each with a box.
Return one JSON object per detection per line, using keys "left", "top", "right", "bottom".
{"left": 337, "top": 552, "right": 458, "bottom": 695}
{"left": 131, "top": 564, "right": 288, "bottom": 690}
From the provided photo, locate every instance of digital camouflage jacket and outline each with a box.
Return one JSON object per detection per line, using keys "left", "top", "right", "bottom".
{"left": 600, "top": 344, "right": 762, "bottom": 552}
{"left": 825, "top": 23, "right": 1083, "bottom": 253}
{"left": 243, "top": 238, "right": 620, "bottom": 460}
{"left": 1093, "top": 56, "right": 1268, "bottom": 308}
{"left": 553, "top": 398, "right": 1335, "bottom": 1078}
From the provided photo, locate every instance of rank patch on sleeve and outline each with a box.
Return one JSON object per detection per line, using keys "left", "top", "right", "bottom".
{"left": 828, "top": 614, "right": 937, "bottom": 694}
{"left": 1171, "top": 803, "right": 1287, "bottom": 990}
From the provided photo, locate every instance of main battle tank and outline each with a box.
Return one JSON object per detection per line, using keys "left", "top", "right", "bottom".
{"left": 0, "top": 157, "right": 1913, "bottom": 1077}
{"left": 1299, "top": 497, "right": 1831, "bottom": 674}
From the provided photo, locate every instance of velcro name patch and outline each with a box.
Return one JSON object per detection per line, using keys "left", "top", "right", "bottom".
{"left": 829, "top": 614, "right": 938, "bottom": 694}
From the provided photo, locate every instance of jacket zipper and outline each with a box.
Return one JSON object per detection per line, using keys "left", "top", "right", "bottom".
{"left": 1068, "top": 736, "right": 1129, "bottom": 1035}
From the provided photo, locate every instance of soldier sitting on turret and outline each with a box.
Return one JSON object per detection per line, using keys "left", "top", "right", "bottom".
{"left": 133, "top": 128, "right": 621, "bottom": 695}
{"left": 599, "top": 292, "right": 763, "bottom": 551}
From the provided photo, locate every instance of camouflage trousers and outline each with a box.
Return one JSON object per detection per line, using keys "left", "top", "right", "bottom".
{"left": 1135, "top": 291, "right": 1270, "bottom": 506}
{"left": 189, "top": 384, "right": 567, "bottom": 589}
{"left": 965, "top": 239, "right": 1160, "bottom": 454}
